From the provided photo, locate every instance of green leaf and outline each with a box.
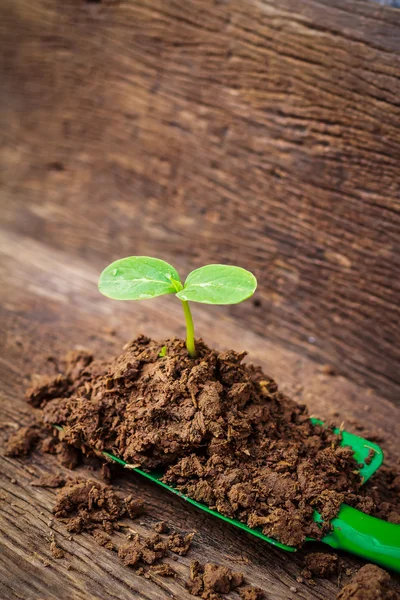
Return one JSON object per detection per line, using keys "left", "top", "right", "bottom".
{"left": 176, "top": 264, "right": 257, "bottom": 305}
{"left": 158, "top": 345, "right": 167, "bottom": 357}
{"left": 98, "top": 256, "right": 182, "bottom": 301}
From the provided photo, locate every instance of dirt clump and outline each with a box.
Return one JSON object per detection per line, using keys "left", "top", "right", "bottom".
{"left": 5, "top": 425, "right": 40, "bottom": 457}
{"left": 302, "top": 552, "right": 340, "bottom": 579}
{"left": 6, "top": 424, "right": 81, "bottom": 470}
{"left": 27, "top": 374, "right": 72, "bottom": 408}
{"left": 359, "top": 464, "right": 400, "bottom": 525}
{"left": 92, "top": 530, "right": 115, "bottom": 550}
{"left": 153, "top": 521, "right": 169, "bottom": 534}
{"left": 118, "top": 533, "right": 168, "bottom": 567}
{"left": 186, "top": 560, "right": 244, "bottom": 599}
{"left": 149, "top": 562, "right": 176, "bottom": 577}
{"left": 168, "top": 532, "right": 194, "bottom": 555}
{"left": 50, "top": 539, "right": 65, "bottom": 559}
{"left": 337, "top": 564, "right": 397, "bottom": 599}
{"left": 239, "top": 587, "right": 264, "bottom": 600}
{"left": 50, "top": 477, "right": 196, "bottom": 576}
{"left": 56, "top": 443, "right": 80, "bottom": 469}
{"left": 101, "top": 463, "right": 113, "bottom": 483}
{"left": 31, "top": 473, "right": 66, "bottom": 488}
{"left": 53, "top": 478, "right": 144, "bottom": 534}
{"left": 124, "top": 497, "right": 146, "bottom": 519}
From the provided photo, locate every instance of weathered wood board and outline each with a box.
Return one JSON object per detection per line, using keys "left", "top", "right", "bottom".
{"left": 0, "top": 0, "right": 400, "bottom": 402}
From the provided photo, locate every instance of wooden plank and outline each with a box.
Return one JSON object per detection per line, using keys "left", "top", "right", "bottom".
{"left": 0, "top": 1, "right": 400, "bottom": 596}
{"left": 0, "top": 0, "right": 400, "bottom": 403}
{"left": 0, "top": 227, "right": 399, "bottom": 599}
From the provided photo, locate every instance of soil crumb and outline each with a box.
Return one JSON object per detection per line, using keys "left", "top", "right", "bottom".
{"left": 5, "top": 425, "right": 40, "bottom": 457}
{"left": 31, "top": 432, "right": 81, "bottom": 470}
{"left": 92, "top": 529, "right": 115, "bottom": 550}
{"left": 53, "top": 478, "right": 144, "bottom": 534}
{"left": 168, "top": 532, "right": 194, "bottom": 555}
{"left": 31, "top": 473, "right": 66, "bottom": 488}
{"left": 359, "top": 465, "right": 400, "bottom": 525}
{"left": 153, "top": 521, "right": 170, "bottom": 534}
{"left": 101, "top": 463, "right": 112, "bottom": 483}
{"left": 239, "top": 587, "right": 264, "bottom": 600}
{"left": 27, "top": 373, "right": 72, "bottom": 408}
{"left": 337, "top": 564, "right": 397, "bottom": 599}
{"left": 186, "top": 560, "right": 244, "bottom": 599}
{"left": 149, "top": 562, "right": 176, "bottom": 577}
{"left": 50, "top": 540, "right": 65, "bottom": 559}
{"left": 25, "top": 336, "right": 400, "bottom": 547}
{"left": 302, "top": 552, "right": 340, "bottom": 579}
{"left": 57, "top": 442, "right": 80, "bottom": 469}
{"left": 118, "top": 533, "right": 168, "bottom": 567}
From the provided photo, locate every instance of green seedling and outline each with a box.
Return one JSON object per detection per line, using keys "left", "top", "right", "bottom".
{"left": 158, "top": 345, "right": 167, "bottom": 358}
{"left": 98, "top": 257, "right": 257, "bottom": 358}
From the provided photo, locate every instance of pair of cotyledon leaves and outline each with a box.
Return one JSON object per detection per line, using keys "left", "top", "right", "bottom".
{"left": 98, "top": 257, "right": 257, "bottom": 305}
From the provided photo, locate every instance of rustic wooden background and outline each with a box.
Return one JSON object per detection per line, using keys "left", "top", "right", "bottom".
{"left": 1, "top": 1, "right": 400, "bottom": 599}
{"left": 1, "top": 0, "right": 400, "bottom": 403}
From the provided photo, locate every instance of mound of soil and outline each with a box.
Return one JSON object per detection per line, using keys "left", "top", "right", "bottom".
{"left": 26, "top": 336, "right": 374, "bottom": 547}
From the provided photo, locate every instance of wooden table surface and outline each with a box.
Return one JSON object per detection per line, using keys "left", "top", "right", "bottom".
{"left": 0, "top": 226, "right": 399, "bottom": 600}
{"left": 1, "top": 0, "right": 400, "bottom": 403}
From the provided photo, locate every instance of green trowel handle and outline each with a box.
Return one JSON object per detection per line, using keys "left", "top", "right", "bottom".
{"left": 322, "top": 504, "right": 400, "bottom": 572}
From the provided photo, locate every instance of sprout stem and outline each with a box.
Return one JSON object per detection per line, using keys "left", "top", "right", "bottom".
{"left": 181, "top": 300, "right": 196, "bottom": 358}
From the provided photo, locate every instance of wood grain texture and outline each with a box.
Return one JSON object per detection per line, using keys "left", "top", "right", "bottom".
{"left": 1, "top": 0, "right": 400, "bottom": 402}
{"left": 372, "top": 1, "right": 400, "bottom": 7}
{"left": 0, "top": 228, "right": 399, "bottom": 600}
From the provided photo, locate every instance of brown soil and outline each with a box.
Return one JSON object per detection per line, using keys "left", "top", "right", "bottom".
{"left": 153, "top": 521, "right": 170, "bottom": 534}
{"left": 186, "top": 560, "right": 244, "bottom": 599}
{"left": 51, "top": 476, "right": 195, "bottom": 574}
{"left": 238, "top": 587, "right": 264, "bottom": 600}
{"left": 7, "top": 425, "right": 81, "bottom": 470}
{"left": 25, "top": 336, "right": 373, "bottom": 548}
{"left": 53, "top": 478, "right": 145, "bottom": 535}
{"left": 118, "top": 533, "right": 168, "bottom": 567}
{"left": 149, "top": 562, "right": 176, "bottom": 577}
{"left": 31, "top": 473, "right": 66, "bottom": 488}
{"left": 117, "top": 530, "right": 195, "bottom": 570}
{"left": 50, "top": 539, "right": 65, "bottom": 560}
{"left": 302, "top": 552, "right": 340, "bottom": 579}
{"left": 92, "top": 530, "right": 115, "bottom": 550}
{"left": 337, "top": 564, "right": 398, "bottom": 599}
{"left": 168, "top": 532, "right": 194, "bottom": 555}
{"left": 359, "top": 465, "right": 400, "bottom": 525}
{"left": 5, "top": 425, "right": 40, "bottom": 457}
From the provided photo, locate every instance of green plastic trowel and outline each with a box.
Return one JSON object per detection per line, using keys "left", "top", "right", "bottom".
{"left": 58, "top": 419, "right": 400, "bottom": 572}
